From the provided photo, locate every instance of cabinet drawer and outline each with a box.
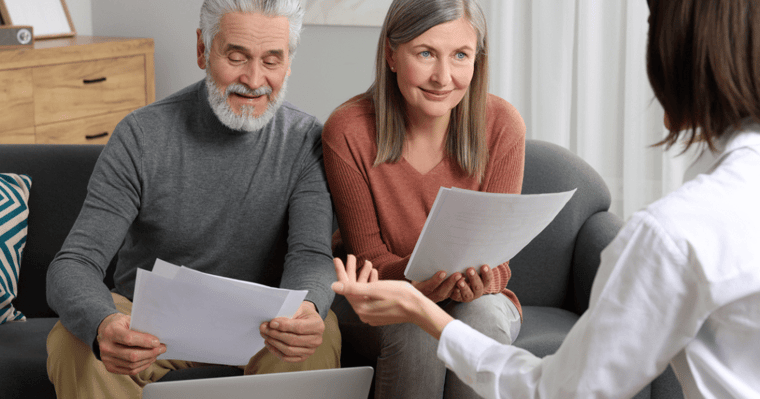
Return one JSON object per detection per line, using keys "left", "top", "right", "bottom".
{"left": 0, "top": 69, "right": 35, "bottom": 132}
{"left": 33, "top": 55, "right": 146, "bottom": 125}
{"left": 35, "top": 109, "right": 132, "bottom": 145}
{"left": 0, "top": 127, "right": 35, "bottom": 144}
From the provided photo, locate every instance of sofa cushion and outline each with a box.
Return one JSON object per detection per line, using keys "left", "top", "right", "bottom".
{"left": 512, "top": 306, "right": 580, "bottom": 358}
{"left": 510, "top": 140, "right": 613, "bottom": 309}
{"left": 0, "top": 144, "right": 109, "bottom": 318}
{"left": 0, "top": 173, "right": 31, "bottom": 324}
{"left": 0, "top": 317, "right": 58, "bottom": 397}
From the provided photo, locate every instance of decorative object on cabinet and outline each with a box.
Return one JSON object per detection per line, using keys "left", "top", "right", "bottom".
{"left": 0, "top": 0, "right": 75, "bottom": 39}
{"left": 0, "top": 25, "right": 33, "bottom": 50}
{"left": 0, "top": 35, "right": 155, "bottom": 145}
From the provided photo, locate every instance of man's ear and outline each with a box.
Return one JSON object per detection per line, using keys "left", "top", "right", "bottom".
{"left": 197, "top": 29, "right": 207, "bottom": 70}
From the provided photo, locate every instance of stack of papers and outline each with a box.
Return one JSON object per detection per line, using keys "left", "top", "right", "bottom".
{"left": 130, "top": 259, "right": 307, "bottom": 365}
{"left": 404, "top": 187, "right": 576, "bottom": 282}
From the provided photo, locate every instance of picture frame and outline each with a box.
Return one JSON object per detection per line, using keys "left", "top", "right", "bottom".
{"left": 0, "top": 0, "right": 75, "bottom": 40}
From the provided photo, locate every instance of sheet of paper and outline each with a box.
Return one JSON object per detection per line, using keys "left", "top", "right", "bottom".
{"left": 130, "top": 259, "right": 307, "bottom": 365}
{"left": 404, "top": 187, "right": 576, "bottom": 282}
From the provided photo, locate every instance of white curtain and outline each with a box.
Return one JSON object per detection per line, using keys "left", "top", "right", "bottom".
{"left": 486, "top": 0, "right": 698, "bottom": 220}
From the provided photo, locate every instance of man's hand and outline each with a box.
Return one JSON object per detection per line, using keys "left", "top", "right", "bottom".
{"left": 97, "top": 313, "right": 166, "bottom": 375}
{"left": 260, "top": 301, "right": 325, "bottom": 363}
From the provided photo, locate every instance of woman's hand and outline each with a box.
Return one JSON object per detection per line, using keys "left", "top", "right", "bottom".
{"left": 449, "top": 265, "right": 494, "bottom": 303}
{"left": 331, "top": 255, "right": 454, "bottom": 339}
{"left": 335, "top": 254, "right": 378, "bottom": 286}
{"left": 412, "top": 271, "right": 463, "bottom": 303}
{"left": 333, "top": 255, "right": 418, "bottom": 326}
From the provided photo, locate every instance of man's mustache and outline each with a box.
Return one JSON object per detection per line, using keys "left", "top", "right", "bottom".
{"left": 226, "top": 83, "right": 273, "bottom": 97}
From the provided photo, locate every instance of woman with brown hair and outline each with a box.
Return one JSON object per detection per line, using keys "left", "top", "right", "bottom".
{"left": 322, "top": 0, "right": 525, "bottom": 397}
{"left": 332, "top": 0, "right": 760, "bottom": 397}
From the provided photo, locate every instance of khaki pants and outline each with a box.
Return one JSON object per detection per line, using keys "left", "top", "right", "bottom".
{"left": 47, "top": 293, "right": 341, "bottom": 399}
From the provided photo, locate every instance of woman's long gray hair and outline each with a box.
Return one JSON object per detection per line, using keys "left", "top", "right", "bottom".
{"left": 368, "top": 0, "right": 489, "bottom": 181}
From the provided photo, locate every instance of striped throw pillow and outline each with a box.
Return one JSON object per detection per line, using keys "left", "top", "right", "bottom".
{"left": 0, "top": 173, "right": 31, "bottom": 324}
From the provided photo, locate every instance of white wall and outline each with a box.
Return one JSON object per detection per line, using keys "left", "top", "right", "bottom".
{"left": 288, "top": 24, "right": 378, "bottom": 121}
{"left": 88, "top": 0, "right": 378, "bottom": 123}
{"left": 63, "top": 0, "right": 93, "bottom": 36}
{"left": 92, "top": 0, "right": 206, "bottom": 107}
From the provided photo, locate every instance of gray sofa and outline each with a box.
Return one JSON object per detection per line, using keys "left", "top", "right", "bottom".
{"left": 0, "top": 141, "right": 683, "bottom": 398}
{"left": 339, "top": 140, "right": 685, "bottom": 399}
{"left": 510, "top": 140, "right": 683, "bottom": 399}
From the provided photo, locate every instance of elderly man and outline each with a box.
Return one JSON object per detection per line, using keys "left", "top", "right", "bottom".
{"left": 45, "top": 1, "right": 340, "bottom": 397}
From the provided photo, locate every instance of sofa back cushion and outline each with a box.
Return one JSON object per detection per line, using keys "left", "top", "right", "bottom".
{"left": 508, "top": 140, "right": 612, "bottom": 308}
{"left": 0, "top": 144, "right": 116, "bottom": 318}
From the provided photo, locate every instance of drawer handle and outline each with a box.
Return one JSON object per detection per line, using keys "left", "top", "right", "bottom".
{"left": 83, "top": 77, "right": 107, "bottom": 84}
{"left": 86, "top": 132, "right": 109, "bottom": 140}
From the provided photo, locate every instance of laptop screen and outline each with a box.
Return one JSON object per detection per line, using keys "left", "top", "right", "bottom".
{"left": 142, "top": 366, "right": 373, "bottom": 399}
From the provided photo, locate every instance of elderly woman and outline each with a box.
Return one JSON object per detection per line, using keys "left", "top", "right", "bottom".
{"left": 322, "top": 0, "right": 524, "bottom": 397}
{"left": 332, "top": 0, "right": 760, "bottom": 398}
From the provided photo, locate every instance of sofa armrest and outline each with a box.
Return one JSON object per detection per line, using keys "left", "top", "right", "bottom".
{"left": 571, "top": 211, "right": 624, "bottom": 314}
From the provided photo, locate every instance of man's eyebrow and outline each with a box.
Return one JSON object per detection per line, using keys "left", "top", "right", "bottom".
{"left": 223, "top": 44, "right": 250, "bottom": 54}
{"left": 222, "top": 44, "right": 285, "bottom": 58}
{"left": 264, "top": 49, "right": 285, "bottom": 58}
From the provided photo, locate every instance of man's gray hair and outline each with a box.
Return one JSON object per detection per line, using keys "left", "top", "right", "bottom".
{"left": 199, "top": 0, "right": 305, "bottom": 58}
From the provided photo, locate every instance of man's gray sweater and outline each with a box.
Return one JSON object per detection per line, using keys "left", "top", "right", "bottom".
{"left": 46, "top": 81, "right": 335, "bottom": 350}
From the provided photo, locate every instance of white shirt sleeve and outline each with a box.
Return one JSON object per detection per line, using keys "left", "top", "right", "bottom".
{"left": 437, "top": 211, "right": 714, "bottom": 398}
{"left": 438, "top": 320, "right": 545, "bottom": 399}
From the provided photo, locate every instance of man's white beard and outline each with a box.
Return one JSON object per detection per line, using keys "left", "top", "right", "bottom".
{"left": 205, "top": 71, "right": 288, "bottom": 132}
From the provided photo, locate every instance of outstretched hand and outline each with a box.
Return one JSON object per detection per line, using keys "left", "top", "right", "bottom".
{"left": 332, "top": 255, "right": 454, "bottom": 339}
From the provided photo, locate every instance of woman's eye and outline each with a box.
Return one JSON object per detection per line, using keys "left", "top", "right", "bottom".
{"left": 456, "top": 52, "right": 467, "bottom": 60}
{"left": 420, "top": 51, "right": 431, "bottom": 58}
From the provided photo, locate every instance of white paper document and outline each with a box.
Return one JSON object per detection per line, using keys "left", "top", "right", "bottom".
{"left": 130, "top": 259, "right": 307, "bottom": 365}
{"left": 404, "top": 188, "right": 576, "bottom": 282}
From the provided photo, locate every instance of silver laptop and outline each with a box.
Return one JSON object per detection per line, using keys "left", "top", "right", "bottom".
{"left": 142, "top": 366, "right": 373, "bottom": 399}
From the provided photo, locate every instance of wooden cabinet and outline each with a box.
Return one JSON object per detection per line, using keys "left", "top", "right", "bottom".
{"left": 0, "top": 36, "right": 154, "bottom": 144}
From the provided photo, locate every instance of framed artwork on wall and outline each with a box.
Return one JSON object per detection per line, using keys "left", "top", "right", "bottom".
{"left": 303, "top": 0, "right": 392, "bottom": 27}
{"left": 0, "top": 0, "right": 75, "bottom": 39}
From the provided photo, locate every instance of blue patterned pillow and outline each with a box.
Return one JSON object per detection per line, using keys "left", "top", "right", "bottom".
{"left": 0, "top": 173, "right": 31, "bottom": 324}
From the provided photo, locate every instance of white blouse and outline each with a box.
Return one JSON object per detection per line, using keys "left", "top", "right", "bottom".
{"left": 438, "top": 123, "right": 760, "bottom": 399}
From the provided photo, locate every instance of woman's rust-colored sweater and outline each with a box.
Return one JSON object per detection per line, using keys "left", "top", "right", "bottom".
{"left": 322, "top": 94, "right": 526, "bottom": 316}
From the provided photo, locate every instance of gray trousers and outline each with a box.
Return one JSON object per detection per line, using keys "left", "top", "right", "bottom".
{"left": 332, "top": 293, "right": 521, "bottom": 399}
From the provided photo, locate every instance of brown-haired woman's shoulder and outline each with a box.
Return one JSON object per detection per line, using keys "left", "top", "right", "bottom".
{"left": 325, "top": 94, "right": 375, "bottom": 126}
{"left": 486, "top": 93, "right": 526, "bottom": 148}
{"left": 322, "top": 94, "right": 379, "bottom": 160}
{"left": 330, "top": 94, "right": 373, "bottom": 118}
{"left": 323, "top": 94, "right": 373, "bottom": 135}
